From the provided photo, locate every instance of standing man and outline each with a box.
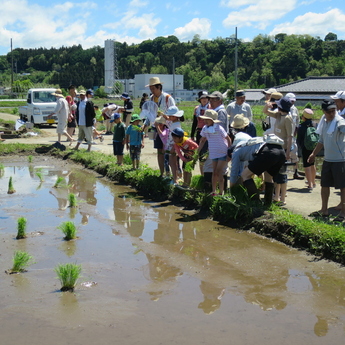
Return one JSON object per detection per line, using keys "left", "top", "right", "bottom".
{"left": 226, "top": 90, "right": 253, "bottom": 127}
{"left": 145, "top": 76, "right": 176, "bottom": 176}
{"left": 48, "top": 89, "right": 74, "bottom": 143}
{"left": 308, "top": 100, "right": 345, "bottom": 221}
{"left": 73, "top": 90, "right": 96, "bottom": 152}
{"left": 119, "top": 92, "right": 134, "bottom": 127}
{"left": 208, "top": 91, "right": 228, "bottom": 132}
{"left": 330, "top": 90, "right": 345, "bottom": 117}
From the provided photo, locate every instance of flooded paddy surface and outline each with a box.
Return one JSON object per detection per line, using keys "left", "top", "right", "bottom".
{"left": 1, "top": 157, "right": 345, "bottom": 345}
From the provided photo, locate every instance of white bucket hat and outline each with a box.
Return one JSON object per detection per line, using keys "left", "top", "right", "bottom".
{"left": 164, "top": 106, "right": 184, "bottom": 117}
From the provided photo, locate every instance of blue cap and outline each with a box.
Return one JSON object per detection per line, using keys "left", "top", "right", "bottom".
{"left": 110, "top": 113, "right": 121, "bottom": 123}
{"left": 171, "top": 127, "right": 185, "bottom": 137}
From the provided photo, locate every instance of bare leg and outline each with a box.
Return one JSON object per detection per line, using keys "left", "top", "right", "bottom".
{"left": 157, "top": 149, "right": 165, "bottom": 176}
{"left": 339, "top": 188, "right": 345, "bottom": 217}
{"left": 274, "top": 184, "right": 281, "bottom": 202}
{"left": 320, "top": 186, "right": 330, "bottom": 215}
{"left": 305, "top": 166, "right": 312, "bottom": 188}
{"left": 169, "top": 154, "right": 178, "bottom": 183}
{"left": 280, "top": 183, "right": 287, "bottom": 204}
{"left": 117, "top": 155, "right": 123, "bottom": 165}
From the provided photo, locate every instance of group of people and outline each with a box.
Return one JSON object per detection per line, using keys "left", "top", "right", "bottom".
{"left": 47, "top": 77, "right": 345, "bottom": 216}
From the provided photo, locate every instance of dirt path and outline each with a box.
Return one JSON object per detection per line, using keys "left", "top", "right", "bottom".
{"left": 0, "top": 112, "right": 341, "bottom": 219}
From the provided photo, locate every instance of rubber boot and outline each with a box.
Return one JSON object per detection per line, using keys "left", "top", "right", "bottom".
{"left": 243, "top": 179, "right": 260, "bottom": 202}
{"left": 264, "top": 182, "right": 274, "bottom": 206}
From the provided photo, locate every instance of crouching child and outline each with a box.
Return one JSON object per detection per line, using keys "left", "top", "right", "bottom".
{"left": 171, "top": 127, "right": 198, "bottom": 187}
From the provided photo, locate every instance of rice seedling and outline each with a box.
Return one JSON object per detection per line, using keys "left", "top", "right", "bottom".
{"left": 36, "top": 171, "right": 44, "bottom": 182}
{"left": 53, "top": 176, "right": 65, "bottom": 188}
{"left": 16, "top": 217, "right": 27, "bottom": 239}
{"left": 55, "top": 263, "right": 82, "bottom": 292}
{"left": 68, "top": 193, "right": 78, "bottom": 207}
{"left": 28, "top": 155, "right": 33, "bottom": 163}
{"left": 7, "top": 176, "right": 16, "bottom": 194}
{"left": 10, "top": 250, "right": 35, "bottom": 273}
{"left": 0, "top": 163, "right": 4, "bottom": 170}
{"left": 58, "top": 221, "right": 77, "bottom": 240}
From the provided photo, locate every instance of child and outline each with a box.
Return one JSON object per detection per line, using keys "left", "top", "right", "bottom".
{"left": 162, "top": 106, "right": 184, "bottom": 184}
{"left": 111, "top": 113, "right": 126, "bottom": 165}
{"left": 171, "top": 127, "right": 198, "bottom": 187}
{"left": 94, "top": 105, "right": 103, "bottom": 124}
{"left": 154, "top": 116, "right": 170, "bottom": 176}
{"left": 126, "top": 114, "right": 145, "bottom": 169}
{"left": 198, "top": 109, "right": 232, "bottom": 196}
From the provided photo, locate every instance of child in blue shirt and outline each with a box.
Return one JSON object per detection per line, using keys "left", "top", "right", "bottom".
{"left": 111, "top": 113, "right": 126, "bottom": 165}
{"left": 126, "top": 114, "right": 145, "bottom": 169}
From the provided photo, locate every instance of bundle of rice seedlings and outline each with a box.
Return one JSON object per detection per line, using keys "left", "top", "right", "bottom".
{"left": 36, "top": 172, "right": 44, "bottom": 182}
{"left": 53, "top": 176, "right": 65, "bottom": 188}
{"left": 68, "top": 193, "right": 78, "bottom": 207}
{"left": 55, "top": 263, "right": 82, "bottom": 292}
{"left": 7, "top": 176, "right": 16, "bottom": 194}
{"left": 10, "top": 251, "right": 35, "bottom": 273}
{"left": 16, "top": 217, "right": 27, "bottom": 239}
{"left": 58, "top": 221, "right": 77, "bottom": 240}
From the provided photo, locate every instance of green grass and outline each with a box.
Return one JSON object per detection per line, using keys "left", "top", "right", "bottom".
{"left": 16, "top": 217, "right": 27, "bottom": 239}
{"left": 28, "top": 155, "right": 33, "bottom": 163}
{"left": 55, "top": 263, "right": 82, "bottom": 292}
{"left": 58, "top": 221, "right": 77, "bottom": 240}
{"left": 11, "top": 251, "right": 35, "bottom": 273}
{"left": 68, "top": 193, "right": 78, "bottom": 207}
{"left": 0, "top": 101, "right": 26, "bottom": 107}
{"left": 7, "top": 176, "right": 15, "bottom": 194}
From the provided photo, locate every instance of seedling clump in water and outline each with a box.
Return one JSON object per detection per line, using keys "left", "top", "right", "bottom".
{"left": 7, "top": 176, "right": 16, "bottom": 194}
{"left": 55, "top": 263, "right": 82, "bottom": 292}
{"left": 16, "top": 217, "right": 27, "bottom": 239}
{"left": 8, "top": 251, "right": 35, "bottom": 273}
{"left": 68, "top": 193, "right": 78, "bottom": 207}
{"left": 59, "top": 221, "right": 77, "bottom": 240}
{"left": 54, "top": 176, "right": 65, "bottom": 188}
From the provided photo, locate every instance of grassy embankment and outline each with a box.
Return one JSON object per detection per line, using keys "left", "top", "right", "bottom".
{"left": 1, "top": 142, "right": 344, "bottom": 265}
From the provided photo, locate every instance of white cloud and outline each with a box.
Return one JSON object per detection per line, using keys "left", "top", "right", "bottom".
{"left": 269, "top": 8, "right": 345, "bottom": 37}
{"left": 222, "top": 0, "right": 297, "bottom": 30}
{"left": 129, "top": 0, "right": 148, "bottom": 7}
{"left": 173, "top": 18, "right": 211, "bottom": 41}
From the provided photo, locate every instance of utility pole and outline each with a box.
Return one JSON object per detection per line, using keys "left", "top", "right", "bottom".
{"left": 172, "top": 57, "right": 175, "bottom": 99}
{"left": 11, "top": 38, "right": 14, "bottom": 90}
{"left": 234, "top": 27, "right": 238, "bottom": 98}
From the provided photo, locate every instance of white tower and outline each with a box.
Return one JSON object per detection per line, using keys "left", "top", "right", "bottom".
{"left": 104, "top": 40, "right": 120, "bottom": 94}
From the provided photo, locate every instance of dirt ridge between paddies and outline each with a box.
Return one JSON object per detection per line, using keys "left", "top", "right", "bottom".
{"left": 1, "top": 142, "right": 345, "bottom": 266}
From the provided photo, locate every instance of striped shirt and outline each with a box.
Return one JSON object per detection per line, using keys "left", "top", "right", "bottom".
{"left": 200, "top": 124, "right": 229, "bottom": 159}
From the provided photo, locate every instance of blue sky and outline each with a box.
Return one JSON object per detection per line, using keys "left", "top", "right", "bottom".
{"left": 1, "top": 0, "right": 345, "bottom": 55}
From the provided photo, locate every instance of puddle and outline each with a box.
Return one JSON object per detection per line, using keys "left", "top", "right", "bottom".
{"left": 1, "top": 157, "right": 345, "bottom": 345}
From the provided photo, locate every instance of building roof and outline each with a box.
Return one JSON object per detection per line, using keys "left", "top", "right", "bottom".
{"left": 275, "top": 76, "right": 345, "bottom": 93}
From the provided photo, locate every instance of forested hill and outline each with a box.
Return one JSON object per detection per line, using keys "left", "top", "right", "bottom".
{"left": 0, "top": 33, "right": 344, "bottom": 91}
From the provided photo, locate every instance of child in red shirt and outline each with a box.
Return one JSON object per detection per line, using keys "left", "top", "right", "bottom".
{"left": 171, "top": 127, "right": 198, "bottom": 187}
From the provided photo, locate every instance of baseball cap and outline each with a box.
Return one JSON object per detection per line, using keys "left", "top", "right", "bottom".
{"left": 171, "top": 127, "right": 185, "bottom": 137}
{"left": 330, "top": 91, "right": 345, "bottom": 100}
{"left": 110, "top": 113, "right": 121, "bottom": 122}
{"left": 321, "top": 100, "right": 337, "bottom": 111}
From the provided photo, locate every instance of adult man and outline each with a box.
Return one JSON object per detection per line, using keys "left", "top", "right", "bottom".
{"left": 330, "top": 90, "right": 345, "bottom": 117}
{"left": 74, "top": 89, "right": 96, "bottom": 152}
{"left": 308, "top": 100, "right": 345, "bottom": 221}
{"left": 145, "top": 76, "right": 175, "bottom": 176}
{"left": 208, "top": 91, "right": 228, "bottom": 132}
{"left": 120, "top": 92, "right": 134, "bottom": 127}
{"left": 226, "top": 90, "right": 253, "bottom": 127}
{"left": 48, "top": 89, "right": 74, "bottom": 143}
{"left": 228, "top": 135, "right": 286, "bottom": 205}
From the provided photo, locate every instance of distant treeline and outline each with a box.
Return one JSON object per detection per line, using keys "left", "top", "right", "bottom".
{"left": 0, "top": 32, "right": 344, "bottom": 92}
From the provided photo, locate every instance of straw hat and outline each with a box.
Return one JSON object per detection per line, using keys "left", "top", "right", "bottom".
{"left": 51, "top": 89, "right": 64, "bottom": 98}
{"left": 199, "top": 109, "right": 221, "bottom": 123}
{"left": 155, "top": 116, "right": 166, "bottom": 124}
{"left": 145, "top": 77, "right": 163, "bottom": 87}
{"left": 231, "top": 114, "right": 250, "bottom": 129}
{"left": 302, "top": 108, "right": 313, "bottom": 119}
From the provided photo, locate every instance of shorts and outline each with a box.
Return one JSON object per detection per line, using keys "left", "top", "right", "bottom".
{"left": 302, "top": 147, "right": 314, "bottom": 168}
{"left": 321, "top": 161, "right": 345, "bottom": 189}
{"left": 77, "top": 125, "right": 93, "bottom": 145}
{"left": 273, "top": 173, "right": 288, "bottom": 184}
{"left": 212, "top": 155, "right": 227, "bottom": 162}
{"left": 153, "top": 128, "right": 164, "bottom": 149}
{"left": 130, "top": 145, "right": 141, "bottom": 160}
{"left": 113, "top": 141, "right": 124, "bottom": 156}
{"left": 248, "top": 144, "right": 286, "bottom": 178}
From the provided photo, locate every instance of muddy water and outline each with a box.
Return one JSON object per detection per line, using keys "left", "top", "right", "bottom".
{"left": 1, "top": 157, "right": 345, "bottom": 345}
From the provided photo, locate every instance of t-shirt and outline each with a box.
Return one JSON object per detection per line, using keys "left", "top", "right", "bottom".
{"left": 200, "top": 123, "right": 229, "bottom": 159}
{"left": 174, "top": 138, "right": 198, "bottom": 162}
{"left": 126, "top": 124, "right": 144, "bottom": 146}
{"left": 113, "top": 122, "right": 126, "bottom": 142}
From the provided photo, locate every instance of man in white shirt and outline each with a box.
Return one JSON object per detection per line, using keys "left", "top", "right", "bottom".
{"left": 226, "top": 90, "right": 253, "bottom": 127}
